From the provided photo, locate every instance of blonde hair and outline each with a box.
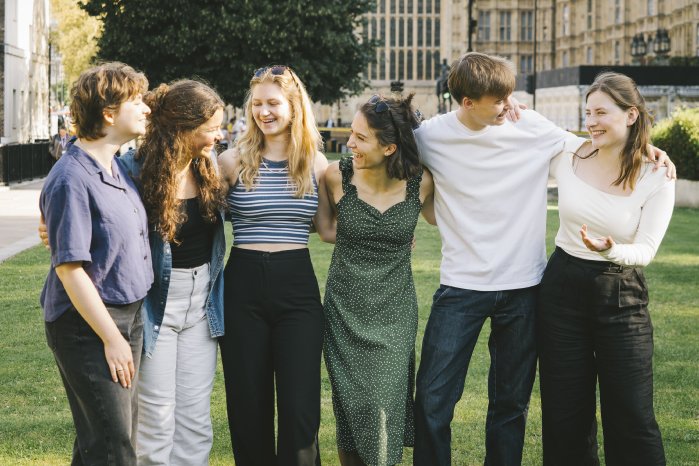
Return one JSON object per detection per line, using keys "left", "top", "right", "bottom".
{"left": 237, "top": 66, "right": 321, "bottom": 197}
{"left": 448, "top": 52, "right": 516, "bottom": 104}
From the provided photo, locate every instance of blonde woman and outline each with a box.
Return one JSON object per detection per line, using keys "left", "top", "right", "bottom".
{"left": 217, "top": 65, "right": 333, "bottom": 466}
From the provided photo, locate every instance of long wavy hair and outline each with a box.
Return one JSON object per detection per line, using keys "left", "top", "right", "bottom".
{"left": 237, "top": 66, "right": 320, "bottom": 197}
{"left": 583, "top": 72, "right": 653, "bottom": 191}
{"left": 138, "top": 80, "right": 226, "bottom": 242}
{"left": 360, "top": 93, "right": 423, "bottom": 180}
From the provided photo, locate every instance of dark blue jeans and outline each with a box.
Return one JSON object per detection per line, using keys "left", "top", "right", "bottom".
{"left": 414, "top": 285, "right": 538, "bottom": 466}
{"left": 538, "top": 248, "right": 665, "bottom": 466}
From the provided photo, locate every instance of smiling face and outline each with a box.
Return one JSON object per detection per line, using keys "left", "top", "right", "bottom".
{"left": 347, "top": 111, "right": 396, "bottom": 171}
{"left": 110, "top": 93, "right": 151, "bottom": 139}
{"left": 191, "top": 108, "right": 223, "bottom": 158}
{"left": 585, "top": 90, "right": 636, "bottom": 152}
{"left": 250, "top": 82, "right": 292, "bottom": 139}
{"left": 462, "top": 94, "right": 511, "bottom": 130}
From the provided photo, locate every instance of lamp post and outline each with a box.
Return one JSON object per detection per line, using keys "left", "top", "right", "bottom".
{"left": 467, "top": 0, "right": 476, "bottom": 52}
{"left": 652, "top": 28, "right": 671, "bottom": 65}
{"left": 630, "top": 33, "right": 648, "bottom": 65}
{"left": 630, "top": 29, "right": 671, "bottom": 66}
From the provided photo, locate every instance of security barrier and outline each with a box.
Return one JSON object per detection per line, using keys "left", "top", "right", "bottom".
{"left": 0, "top": 142, "right": 54, "bottom": 185}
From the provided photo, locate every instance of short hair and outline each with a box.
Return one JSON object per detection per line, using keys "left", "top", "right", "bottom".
{"left": 359, "top": 93, "right": 422, "bottom": 180}
{"left": 70, "top": 62, "right": 148, "bottom": 140}
{"left": 448, "top": 52, "right": 516, "bottom": 104}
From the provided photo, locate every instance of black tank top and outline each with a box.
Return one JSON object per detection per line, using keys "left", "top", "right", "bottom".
{"left": 171, "top": 197, "right": 216, "bottom": 269}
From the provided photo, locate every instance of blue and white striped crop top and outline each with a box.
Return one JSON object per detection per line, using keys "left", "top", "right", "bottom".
{"left": 227, "top": 158, "right": 318, "bottom": 245}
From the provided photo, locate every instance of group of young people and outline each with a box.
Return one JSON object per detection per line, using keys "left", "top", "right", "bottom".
{"left": 39, "top": 52, "right": 675, "bottom": 466}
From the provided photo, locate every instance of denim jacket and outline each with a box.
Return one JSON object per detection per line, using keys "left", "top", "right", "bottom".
{"left": 118, "top": 150, "right": 226, "bottom": 358}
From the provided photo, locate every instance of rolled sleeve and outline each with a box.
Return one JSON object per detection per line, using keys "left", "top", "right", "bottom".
{"left": 42, "top": 180, "right": 93, "bottom": 267}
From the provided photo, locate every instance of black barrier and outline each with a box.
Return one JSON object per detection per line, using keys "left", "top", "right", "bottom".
{"left": 0, "top": 142, "right": 54, "bottom": 185}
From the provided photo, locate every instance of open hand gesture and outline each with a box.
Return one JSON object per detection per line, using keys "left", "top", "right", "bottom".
{"left": 580, "top": 224, "right": 614, "bottom": 252}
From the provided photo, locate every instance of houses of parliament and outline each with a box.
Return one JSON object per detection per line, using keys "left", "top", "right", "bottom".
{"left": 318, "top": 0, "right": 699, "bottom": 127}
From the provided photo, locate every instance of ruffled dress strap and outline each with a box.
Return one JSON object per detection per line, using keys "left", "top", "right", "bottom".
{"left": 339, "top": 157, "right": 356, "bottom": 195}
{"left": 406, "top": 166, "right": 424, "bottom": 203}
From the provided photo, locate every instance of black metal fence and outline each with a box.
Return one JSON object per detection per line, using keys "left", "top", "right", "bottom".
{"left": 0, "top": 142, "right": 54, "bottom": 186}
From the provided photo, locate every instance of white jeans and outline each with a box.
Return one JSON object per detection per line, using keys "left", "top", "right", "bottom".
{"left": 137, "top": 263, "right": 218, "bottom": 466}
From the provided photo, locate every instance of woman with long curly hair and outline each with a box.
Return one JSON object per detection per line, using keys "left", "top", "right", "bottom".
{"left": 217, "top": 65, "right": 334, "bottom": 466}
{"left": 118, "top": 79, "right": 227, "bottom": 465}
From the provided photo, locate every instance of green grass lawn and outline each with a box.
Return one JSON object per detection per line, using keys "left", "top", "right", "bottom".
{"left": 1, "top": 207, "right": 697, "bottom": 465}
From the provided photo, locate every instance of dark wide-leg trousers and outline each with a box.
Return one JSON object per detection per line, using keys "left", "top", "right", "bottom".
{"left": 538, "top": 247, "right": 665, "bottom": 466}
{"left": 219, "top": 247, "right": 323, "bottom": 466}
{"left": 45, "top": 302, "right": 143, "bottom": 466}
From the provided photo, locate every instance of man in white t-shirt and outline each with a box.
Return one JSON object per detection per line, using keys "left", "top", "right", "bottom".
{"left": 413, "top": 52, "right": 582, "bottom": 466}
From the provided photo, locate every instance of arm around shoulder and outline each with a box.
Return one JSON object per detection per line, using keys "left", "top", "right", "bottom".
{"left": 313, "top": 155, "right": 337, "bottom": 243}
{"left": 218, "top": 148, "right": 241, "bottom": 188}
{"left": 420, "top": 167, "right": 437, "bottom": 226}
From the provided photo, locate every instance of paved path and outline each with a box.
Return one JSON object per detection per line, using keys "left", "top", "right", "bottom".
{"left": 0, "top": 179, "right": 44, "bottom": 263}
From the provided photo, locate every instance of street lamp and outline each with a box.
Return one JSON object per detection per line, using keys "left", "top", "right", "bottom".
{"left": 630, "top": 29, "right": 671, "bottom": 66}
{"left": 630, "top": 33, "right": 648, "bottom": 65}
{"left": 652, "top": 28, "right": 671, "bottom": 64}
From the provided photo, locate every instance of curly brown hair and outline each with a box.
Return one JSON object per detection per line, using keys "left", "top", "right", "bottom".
{"left": 138, "top": 80, "right": 226, "bottom": 242}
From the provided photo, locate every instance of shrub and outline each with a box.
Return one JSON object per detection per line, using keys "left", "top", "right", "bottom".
{"left": 651, "top": 107, "right": 699, "bottom": 181}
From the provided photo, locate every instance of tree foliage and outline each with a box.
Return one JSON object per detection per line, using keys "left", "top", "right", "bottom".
{"left": 50, "top": 0, "right": 102, "bottom": 88}
{"left": 78, "top": 0, "right": 377, "bottom": 105}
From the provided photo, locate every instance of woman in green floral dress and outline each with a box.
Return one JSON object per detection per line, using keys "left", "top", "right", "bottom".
{"left": 323, "top": 94, "right": 435, "bottom": 466}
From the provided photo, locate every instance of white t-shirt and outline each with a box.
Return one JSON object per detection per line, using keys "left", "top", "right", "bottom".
{"left": 551, "top": 150, "right": 675, "bottom": 266}
{"left": 415, "top": 109, "right": 582, "bottom": 291}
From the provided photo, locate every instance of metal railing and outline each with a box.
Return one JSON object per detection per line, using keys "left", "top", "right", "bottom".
{"left": 0, "top": 142, "right": 54, "bottom": 186}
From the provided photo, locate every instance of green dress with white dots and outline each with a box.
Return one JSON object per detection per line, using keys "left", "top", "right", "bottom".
{"left": 324, "top": 157, "right": 422, "bottom": 466}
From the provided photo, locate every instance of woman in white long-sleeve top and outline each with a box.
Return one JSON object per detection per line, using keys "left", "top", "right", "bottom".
{"left": 537, "top": 72, "right": 674, "bottom": 466}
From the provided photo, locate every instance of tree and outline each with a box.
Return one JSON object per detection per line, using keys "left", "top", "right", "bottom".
{"left": 50, "top": 0, "right": 102, "bottom": 88}
{"left": 78, "top": 0, "right": 377, "bottom": 105}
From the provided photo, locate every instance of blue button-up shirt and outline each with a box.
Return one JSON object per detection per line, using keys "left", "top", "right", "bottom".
{"left": 40, "top": 143, "right": 153, "bottom": 322}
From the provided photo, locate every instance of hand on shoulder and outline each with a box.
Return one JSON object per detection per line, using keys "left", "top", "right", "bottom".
{"left": 218, "top": 148, "right": 241, "bottom": 187}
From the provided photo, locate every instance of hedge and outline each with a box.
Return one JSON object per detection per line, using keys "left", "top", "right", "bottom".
{"left": 651, "top": 107, "right": 699, "bottom": 181}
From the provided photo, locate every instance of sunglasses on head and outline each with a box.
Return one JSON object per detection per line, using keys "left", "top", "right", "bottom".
{"left": 253, "top": 65, "right": 290, "bottom": 78}
{"left": 253, "top": 65, "right": 301, "bottom": 90}
{"left": 368, "top": 94, "right": 401, "bottom": 135}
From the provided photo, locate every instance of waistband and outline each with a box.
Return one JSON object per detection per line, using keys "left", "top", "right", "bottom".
{"left": 554, "top": 247, "right": 630, "bottom": 273}
{"left": 229, "top": 246, "right": 310, "bottom": 261}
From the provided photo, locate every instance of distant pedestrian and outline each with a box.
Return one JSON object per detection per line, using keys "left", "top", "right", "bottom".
{"left": 49, "top": 126, "right": 69, "bottom": 160}
{"left": 39, "top": 62, "right": 152, "bottom": 465}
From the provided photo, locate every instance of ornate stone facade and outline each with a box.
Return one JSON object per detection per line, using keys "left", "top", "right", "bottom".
{"left": 315, "top": 0, "right": 699, "bottom": 125}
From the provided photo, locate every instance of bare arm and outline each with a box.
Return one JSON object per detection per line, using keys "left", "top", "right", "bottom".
{"left": 313, "top": 154, "right": 337, "bottom": 243}
{"left": 420, "top": 167, "right": 437, "bottom": 226}
{"left": 55, "top": 263, "right": 135, "bottom": 388}
{"left": 217, "top": 148, "right": 242, "bottom": 188}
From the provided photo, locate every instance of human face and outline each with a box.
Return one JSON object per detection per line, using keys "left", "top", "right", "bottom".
{"left": 463, "top": 94, "right": 510, "bottom": 130}
{"left": 251, "top": 82, "right": 292, "bottom": 139}
{"left": 110, "top": 93, "right": 150, "bottom": 140}
{"left": 346, "top": 111, "right": 395, "bottom": 171}
{"left": 585, "top": 90, "right": 635, "bottom": 152}
{"left": 191, "top": 108, "right": 223, "bottom": 158}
